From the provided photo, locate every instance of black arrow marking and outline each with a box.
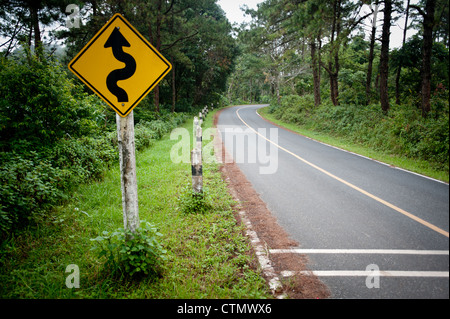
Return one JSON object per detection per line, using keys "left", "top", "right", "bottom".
{"left": 104, "top": 27, "right": 136, "bottom": 102}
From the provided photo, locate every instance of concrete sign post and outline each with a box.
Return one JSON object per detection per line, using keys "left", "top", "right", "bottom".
{"left": 116, "top": 112, "right": 140, "bottom": 233}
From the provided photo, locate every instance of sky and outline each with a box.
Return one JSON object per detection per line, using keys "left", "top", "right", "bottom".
{"left": 217, "top": 0, "right": 261, "bottom": 25}
{"left": 216, "top": 0, "right": 418, "bottom": 49}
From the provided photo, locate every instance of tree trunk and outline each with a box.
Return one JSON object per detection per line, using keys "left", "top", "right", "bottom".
{"left": 328, "top": 0, "right": 341, "bottom": 106}
{"left": 366, "top": 0, "right": 379, "bottom": 105}
{"left": 420, "top": 0, "right": 436, "bottom": 117}
{"left": 170, "top": 10, "right": 176, "bottom": 113}
{"left": 395, "top": 0, "right": 410, "bottom": 105}
{"left": 152, "top": 0, "right": 163, "bottom": 114}
{"left": 30, "top": 3, "right": 43, "bottom": 57}
{"left": 310, "top": 38, "right": 321, "bottom": 107}
{"left": 380, "top": 0, "right": 392, "bottom": 114}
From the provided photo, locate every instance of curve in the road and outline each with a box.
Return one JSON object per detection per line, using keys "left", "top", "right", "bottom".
{"left": 236, "top": 105, "right": 449, "bottom": 238}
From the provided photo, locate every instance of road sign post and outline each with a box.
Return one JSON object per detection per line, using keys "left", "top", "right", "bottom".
{"left": 68, "top": 13, "right": 172, "bottom": 233}
{"left": 116, "top": 112, "right": 139, "bottom": 233}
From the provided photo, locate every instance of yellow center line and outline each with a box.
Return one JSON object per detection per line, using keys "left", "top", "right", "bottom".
{"left": 235, "top": 106, "right": 449, "bottom": 238}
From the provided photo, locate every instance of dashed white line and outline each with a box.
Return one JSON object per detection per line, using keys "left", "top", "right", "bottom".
{"left": 275, "top": 249, "right": 449, "bottom": 278}
{"left": 270, "top": 249, "right": 449, "bottom": 255}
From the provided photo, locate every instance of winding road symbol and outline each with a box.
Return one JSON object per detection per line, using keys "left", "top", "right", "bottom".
{"left": 68, "top": 13, "right": 172, "bottom": 117}
{"left": 104, "top": 27, "right": 136, "bottom": 103}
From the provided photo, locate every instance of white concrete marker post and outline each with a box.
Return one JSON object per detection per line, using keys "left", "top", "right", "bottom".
{"left": 191, "top": 147, "right": 203, "bottom": 194}
{"left": 196, "top": 125, "right": 202, "bottom": 154}
{"left": 191, "top": 121, "right": 203, "bottom": 194}
{"left": 116, "top": 111, "right": 140, "bottom": 234}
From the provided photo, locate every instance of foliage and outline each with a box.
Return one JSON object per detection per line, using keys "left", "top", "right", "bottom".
{"left": 230, "top": 0, "right": 448, "bottom": 115}
{"left": 90, "top": 221, "right": 167, "bottom": 279}
{"left": 0, "top": 109, "right": 270, "bottom": 299}
{"left": 178, "top": 185, "right": 213, "bottom": 215}
{"left": 269, "top": 94, "right": 449, "bottom": 172}
{"left": 51, "top": 0, "right": 238, "bottom": 112}
{"left": 270, "top": 94, "right": 320, "bottom": 125}
{"left": 0, "top": 154, "right": 65, "bottom": 233}
{"left": 0, "top": 111, "right": 186, "bottom": 236}
{"left": 0, "top": 55, "right": 106, "bottom": 152}
{"left": 0, "top": 53, "right": 188, "bottom": 236}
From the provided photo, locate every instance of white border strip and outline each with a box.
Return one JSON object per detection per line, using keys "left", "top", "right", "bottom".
{"left": 270, "top": 249, "right": 449, "bottom": 255}
{"left": 296, "top": 270, "right": 449, "bottom": 278}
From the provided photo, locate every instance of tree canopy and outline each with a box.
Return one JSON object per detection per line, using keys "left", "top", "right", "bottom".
{"left": 228, "top": 0, "right": 449, "bottom": 117}
{"left": 1, "top": 0, "right": 238, "bottom": 113}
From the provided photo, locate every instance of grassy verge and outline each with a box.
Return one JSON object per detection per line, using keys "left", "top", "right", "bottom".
{"left": 0, "top": 109, "right": 271, "bottom": 299}
{"left": 259, "top": 106, "right": 448, "bottom": 183}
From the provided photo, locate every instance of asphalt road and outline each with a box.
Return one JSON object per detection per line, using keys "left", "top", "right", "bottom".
{"left": 217, "top": 105, "right": 449, "bottom": 299}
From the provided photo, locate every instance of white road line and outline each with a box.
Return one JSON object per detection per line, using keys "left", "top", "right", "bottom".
{"left": 277, "top": 249, "right": 449, "bottom": 278}
{"left": 270, "top": 249, "right": 450, "bottom": 255}
{"left": 295, "top": 270, "right": 449, "bottom": 278}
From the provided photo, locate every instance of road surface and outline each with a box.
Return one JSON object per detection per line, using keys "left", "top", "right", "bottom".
{"left": 217, "top": 105, "right": 449, "bottom": 298}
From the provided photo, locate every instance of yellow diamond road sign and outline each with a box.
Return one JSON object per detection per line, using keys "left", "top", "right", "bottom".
{"left": 69, "top": 13, "right": 172, "bottom": 117}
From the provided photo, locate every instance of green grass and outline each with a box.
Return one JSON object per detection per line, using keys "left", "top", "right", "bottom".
{"left": 259, "top": 106, "right": 449, "bottom": 183}
{"left": 0, "top": 109, "right": 271, "bottom": 299}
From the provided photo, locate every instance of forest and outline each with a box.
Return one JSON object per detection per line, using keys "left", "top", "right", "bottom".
{"left": 0, "top": 0, "right": 237, "bottom": 235}
{"left": 0, "top": 0, "right": 449, "bottom": 235}
{"left": 228, "top": 0, "right": 448, "bottom": 179}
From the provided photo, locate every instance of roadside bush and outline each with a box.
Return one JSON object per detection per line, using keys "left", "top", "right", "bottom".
{"left": 47, "top": 136, "right": 117, "bottom": 187}
{"left": 178, "top": 185, "right": 213, "bottom": 215}
{"left": 271, "top": 94, "right": 316, "bottom": 125}
{"left": 0, "top": 154, "right": 65, "bottom": 233}
{"left": 0, "top": 56, "right": 106, "bottom": 152}
{"left": 269, "top": 94, "right": 449, "bottom": 172}
{"left": 0, "top": 54, "right": 188, "bottom": 237}
{"left": 0, "top": 111, "right": 187, "bottom": 236}
{"left": 90, "top": 221, "right": 166, "bottom": 279}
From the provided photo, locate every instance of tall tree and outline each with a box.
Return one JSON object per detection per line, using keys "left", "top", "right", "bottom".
{"left": 297, "top": 0, "right": 326, "bottom": 107}
{"left": 379, "top": 0, "right": 392, "bottom": 113}
{"left": 319, "top": 0, "right": 371, "bottom": 106}
{"left": 395, "top": 0, "right": 410, "bottom": 105}
{"left": 411, "top": 0, "right": 437, "bottom": 117}
{"left": 366, "top": 0, "right": 380, "bottom": 105}
{"left": 0, "top": 0, "right": 63, "bottom": 57}
{"left": 320, "top": 0, "right": 342, "bottom": 106}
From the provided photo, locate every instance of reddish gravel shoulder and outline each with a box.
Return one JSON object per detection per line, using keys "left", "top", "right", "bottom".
{"left": 213, "top": 108, "right": 330, "bottom": 299}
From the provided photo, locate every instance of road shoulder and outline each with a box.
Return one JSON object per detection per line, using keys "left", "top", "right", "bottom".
{"left": 214, "top": 107, "right": 330, "bottom": 299}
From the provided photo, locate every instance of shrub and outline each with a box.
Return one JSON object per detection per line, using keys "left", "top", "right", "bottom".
{"left": 0, "top": 154, "right": 65, "bottom": 234}
{"left": 0, "top": 54, "right": 188, "bottom": 236}
{"left": 46, "top": 136, "right": 117, "bottom": 187}
{"left": 90, "top": 222, "right": 166, "bottom": 279}
{"left": 269, "top": 95, "right": 449, "bottom": 172}
{"left": 178, "top": 185, "right": 212, "bottom": 214}
{"left": 271, "top": 94, "right": 317, "bottom": 125}
{"left": 0, "top": 56, "right": 106, "bottom": 152}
